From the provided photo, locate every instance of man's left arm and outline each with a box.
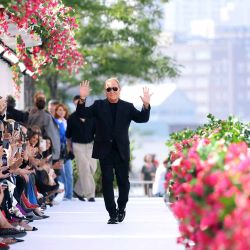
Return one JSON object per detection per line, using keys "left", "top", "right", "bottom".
{"left": 131, "top": 86, "right": 152, "bottom": 123}
{"left": 130, "top": 104, "right": 150, "bottom": 123}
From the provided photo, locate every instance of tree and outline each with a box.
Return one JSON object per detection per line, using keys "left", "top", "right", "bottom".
{"left": 38, "top": 0, "right": 178, "bottom": 99}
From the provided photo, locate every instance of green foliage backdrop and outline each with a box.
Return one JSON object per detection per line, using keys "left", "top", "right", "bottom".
{"left": 36, "top": 0, "right": 178, "bottom": 99}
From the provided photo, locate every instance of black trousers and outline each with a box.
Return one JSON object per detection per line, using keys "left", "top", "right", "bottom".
{"left": 14, "top": 175, "right": 26, "bottom": 203}
{"left": 99, "top": 146, "right": 130, "bottom": 218}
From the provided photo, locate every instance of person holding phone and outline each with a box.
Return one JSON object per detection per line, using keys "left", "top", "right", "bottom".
{"left": 76, "top": 78, "right": 152, "bottom": 224}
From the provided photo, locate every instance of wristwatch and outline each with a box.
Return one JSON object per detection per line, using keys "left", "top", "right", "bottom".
{"left": 79, "top": 97, "right": 86, "bottom": 104}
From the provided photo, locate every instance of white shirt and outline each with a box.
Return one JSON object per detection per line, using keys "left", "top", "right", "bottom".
{"left": 152, "top": 164, "right": 167, "bottom": 196}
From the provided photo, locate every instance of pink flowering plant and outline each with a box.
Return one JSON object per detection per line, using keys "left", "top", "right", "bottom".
{"left": 0, "top": 0, "right": 83, "bottom": 81}
{"left": 166, "top": 115, "right": 250, "bottom": 249}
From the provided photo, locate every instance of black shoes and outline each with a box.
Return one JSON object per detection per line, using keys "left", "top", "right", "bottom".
{"left": 117, "top": 209, "right": 126, "bottom": 223}
{"left": 73, "top": 191, "right": 86, "bottom": 201}
{"left": 0, "top": 228, "right": 27, "bottom": 238}
{"left": 107, "top": 217, "right": 118, "bottom": 224}
{"left": 107, "top": 209, "right": 126, "bottom": 224}
{"left": 88, "top": 198, "right": 95, "bottom": 202}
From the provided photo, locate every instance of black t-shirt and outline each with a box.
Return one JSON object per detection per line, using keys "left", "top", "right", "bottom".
{"left": 109, "top": 102, "right": 118, "bottom": 126}
{"left": 141, "top": 165, "right": 156, "bottom": 181}
{"left": 66, "top": 112, "right": 95, "bottom": 143}
{"left": 108, "top": 101, "right": 121, "bottom": 153}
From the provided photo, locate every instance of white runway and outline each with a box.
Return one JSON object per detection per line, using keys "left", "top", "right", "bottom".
{"left": 11, "top": 198, "right": 184, "bottom": 250}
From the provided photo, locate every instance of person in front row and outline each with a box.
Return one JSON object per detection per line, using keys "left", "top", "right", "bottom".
{"left": 76, "top": 78, "right": 152, "bottom": 224}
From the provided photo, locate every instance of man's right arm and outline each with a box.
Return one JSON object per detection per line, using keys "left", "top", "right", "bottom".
{"left": 66, "top": 116, "right": 73, "bottom": 152}
{"left": 76, "top": 100, "right": 97, "bottom": 119}
{"left": 77, "top": 80, "right": 98, "bottom": 118}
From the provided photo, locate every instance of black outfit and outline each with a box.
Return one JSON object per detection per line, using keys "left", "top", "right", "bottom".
{"left": 66, "top": 111, "right": 95, "bottom": 143}
{"left": 141, "top": 165, "right": 156, "bottom": 181}
{"left": 141, "top": 164, "right": 156, "bottom": 196}
{"left": 76, "top": 99, "right": 150, "bottom": 218}
{"left": 35, "top": 170, "right": 59, "bottom": 195}
{"left": 6, "top": 106, "right": 29, "bottom": 125}
{"left": 13, "top": 175, "right": 27, "bottom": 203}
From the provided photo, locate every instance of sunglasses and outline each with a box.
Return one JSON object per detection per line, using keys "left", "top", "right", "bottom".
{"left": 106, "top": 87, "right": 119, "bottom": 92}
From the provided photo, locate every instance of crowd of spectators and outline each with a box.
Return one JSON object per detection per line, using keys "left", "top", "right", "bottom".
{"left": 0, "top": 93, "right": 74, "bottom": 249}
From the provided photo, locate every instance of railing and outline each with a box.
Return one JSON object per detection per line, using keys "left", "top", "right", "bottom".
{"left": 129, "top": 180, "right": 154, "bottom": 197}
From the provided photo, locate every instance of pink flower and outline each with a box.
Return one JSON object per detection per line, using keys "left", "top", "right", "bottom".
{"left": 204, "top": 172, "right": 220, "bottom": 187}
{"left": 192, "top": 182, "right": 204, "bottom": 197}
{"left": 1, "top": 0, "right": 84, "bottom": 88}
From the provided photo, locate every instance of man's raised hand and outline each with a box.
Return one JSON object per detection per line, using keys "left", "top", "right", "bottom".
{"left": 140, "top": 87, "right": 153, "bottom": 109}
{"left": 80, "top": 80, "right": 91, "bottom": 100}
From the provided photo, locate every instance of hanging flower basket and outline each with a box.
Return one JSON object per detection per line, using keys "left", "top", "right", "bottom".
{"left": 0, "top": 0, "right": 83, "bottom": 85}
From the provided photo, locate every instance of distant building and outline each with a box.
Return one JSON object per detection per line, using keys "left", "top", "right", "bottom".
{"left": 163, "top": 0, "right": 250, "bottom": 35}
{"left": 160, "top": 27, "right": 250, "bottom": 121}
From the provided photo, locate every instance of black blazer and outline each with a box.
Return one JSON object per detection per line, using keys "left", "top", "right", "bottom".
{"left": 76, "top": 99, "right": 150, "bottom": 161}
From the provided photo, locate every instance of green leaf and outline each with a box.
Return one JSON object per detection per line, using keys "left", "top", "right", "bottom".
{"left": 219, "top": 196, "right": 236, "bottom": 221}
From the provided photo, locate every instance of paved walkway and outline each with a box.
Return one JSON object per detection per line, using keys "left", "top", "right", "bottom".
{"left": 12, "top": 198, "right": 184, "bottom": 250}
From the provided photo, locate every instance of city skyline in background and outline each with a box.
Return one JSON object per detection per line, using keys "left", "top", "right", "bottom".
{"left": 131, "top": 0, "right": 250, "bottom": 172}
{"left": 159, "top": 0, "right": 250, "bottom": 124}
{"left": 163, "top": 0, "right": 250, "bottom": 35}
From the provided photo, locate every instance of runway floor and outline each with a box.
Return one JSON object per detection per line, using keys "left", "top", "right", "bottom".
{"left": 11, "top": 197, "right": 184, "bottom": 250}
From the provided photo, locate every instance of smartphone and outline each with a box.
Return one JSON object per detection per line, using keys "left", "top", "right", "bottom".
{"left": 22, "top": 143, "right": 27, "bottom": 151}
{"left": 7, "top": 123, "right": 13, "bottom": 134}
{"left": 17, "top": 147, "right": 22, "bottom": 154}
{"left": 2, "top": 139, "right": 9, "bottom": 149}
{"left": 14, "top": 122, "right": 19, "bottom": 131}
{"left": 2, "top": 154, "right": 8, "bottom": 166}
{"left": 20, "top": 131, "right": 24, "bottom": 142}
{"left": 39, "top": 139, "right": 46, "bottom": 152}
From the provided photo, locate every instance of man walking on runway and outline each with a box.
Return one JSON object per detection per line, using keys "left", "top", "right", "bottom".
{"left": 76, "top": 78, "right": 151, "bottom": 224}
